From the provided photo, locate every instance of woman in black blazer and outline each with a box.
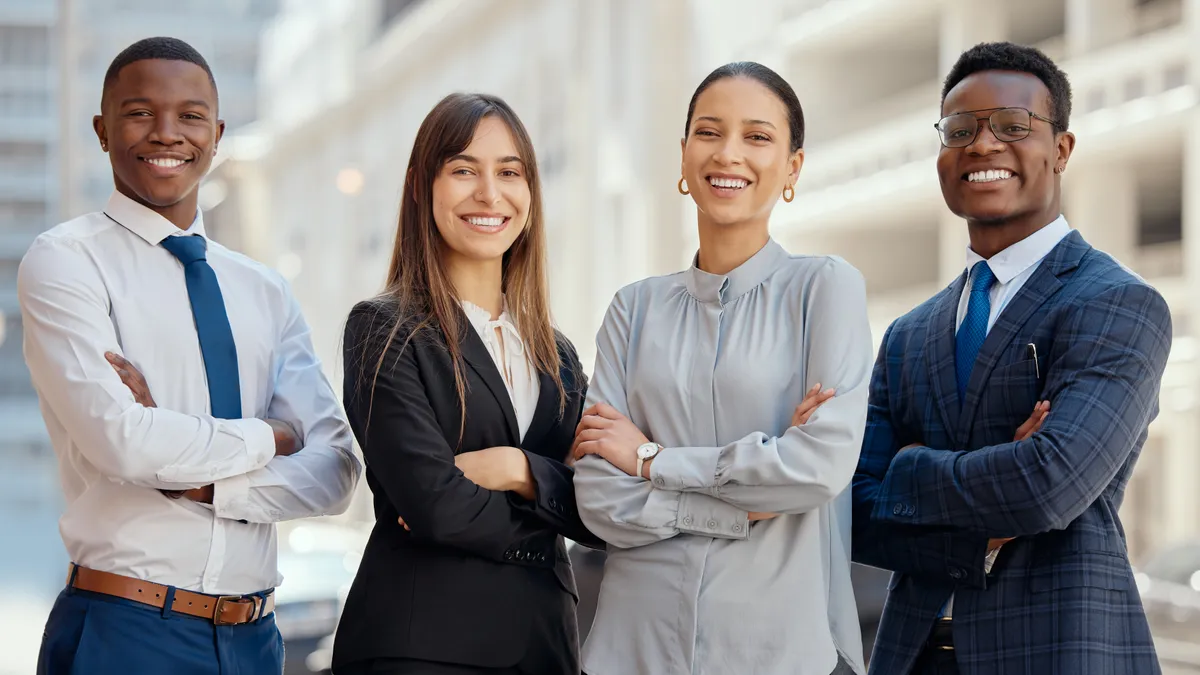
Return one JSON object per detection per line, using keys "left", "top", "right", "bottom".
{"left": 332, "top": 93, "right": 601, "bottom": 675}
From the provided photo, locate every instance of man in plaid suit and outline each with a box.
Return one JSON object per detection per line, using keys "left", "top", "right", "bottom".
{"left": 852, "top": 42, "right": 1171, "bottom": 674}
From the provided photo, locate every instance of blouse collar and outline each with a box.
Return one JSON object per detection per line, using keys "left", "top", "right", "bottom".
{"left": 685, "top": 237, "right": 790, "bottom": 305}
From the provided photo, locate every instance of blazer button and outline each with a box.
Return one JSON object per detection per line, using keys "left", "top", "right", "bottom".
{"left": 504, "top": 550, "right": 515, "bottom": 560}
{"left": 537, "top": 553, "right": 546, "bottom": 562}
{"left": 949, "top": 567, "right": 965, "bottom": 580}
{"left": 906, "top": 505, "right": 916, "bottom": 517}
{"left": 893, "top": 504, "right": 903, "bottom": 516}
{"left": 549, "top": 498, "right": 559, "bottom": 509}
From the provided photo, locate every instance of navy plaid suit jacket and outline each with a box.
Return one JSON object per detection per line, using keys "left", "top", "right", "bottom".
{"left": 852, "top": 230, "right": 1172, "bottom": 675}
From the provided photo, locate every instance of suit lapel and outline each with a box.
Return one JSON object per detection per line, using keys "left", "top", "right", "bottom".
{"left": 521, "top": 370, "right": 560, "bottom": 449}
{"left": 928, "top": 274, "right": 966, "bottom": 447}
{"left": 460, "top": 324, "right": 521, "bottom": 445}
{"left": 957, "top": 230, "right": 1090, "bottom": 441}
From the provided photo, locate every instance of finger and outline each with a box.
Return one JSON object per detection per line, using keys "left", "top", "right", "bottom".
{"left": 590, "top": 403, "right": 624, "bottom": 421}
{"left": 574, "top": 440, "right": 601, "bottom": 459}
{"left": 576, "top": 415, "right": 613, "bottom": 433}
{"left": 105, "top": 352, "right": 127, "bottom": 367}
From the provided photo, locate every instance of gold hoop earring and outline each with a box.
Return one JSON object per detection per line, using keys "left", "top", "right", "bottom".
{"left": 782, "top": 185, "right": 795, "bottom": 203}
{"left": 677, "top": 177, "right": 689, "bottom": 195}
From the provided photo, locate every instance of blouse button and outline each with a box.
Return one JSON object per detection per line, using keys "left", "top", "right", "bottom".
{"left": 706, "top": 519, "right": 718, "bottom": 529}
{"left": 683, "top": 516, "right": 693, "bottom": 525}
{"left": 733, "top": 524, "right": 743, "bottom": 533}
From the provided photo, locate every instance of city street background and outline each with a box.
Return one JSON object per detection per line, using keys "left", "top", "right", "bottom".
{"left": 2, "top": 0, "right": 1200, "bottom": 672}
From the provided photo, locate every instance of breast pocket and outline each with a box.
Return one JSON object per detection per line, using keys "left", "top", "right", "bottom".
{"left": 988, "top": 357, "right": 1041, "bottom": 422}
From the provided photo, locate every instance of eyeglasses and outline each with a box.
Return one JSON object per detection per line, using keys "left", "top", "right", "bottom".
{"left": 934, "top": 107, "right": 1059, "bottom": 148}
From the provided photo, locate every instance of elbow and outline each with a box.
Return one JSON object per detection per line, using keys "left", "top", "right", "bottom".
{"left": 325, "top": 452, "right": 363, "bottom": 516}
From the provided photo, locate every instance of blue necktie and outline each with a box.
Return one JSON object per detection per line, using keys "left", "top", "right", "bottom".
{"left": 161, "top": 235, "right": 242, "bottom": 419}
{"left": 955, "top": 261, "right": 997, "bottom": 400}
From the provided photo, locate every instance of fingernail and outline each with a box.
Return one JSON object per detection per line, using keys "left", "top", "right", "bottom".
{"left": 824, "top": 388, "right": 835, "bottom": 395}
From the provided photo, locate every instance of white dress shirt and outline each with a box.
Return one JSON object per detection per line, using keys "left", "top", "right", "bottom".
{"left": 18, "top": 191, "right": 361, "bottom": 595}
{"left": 944, "top": 214, "right": 1070, "bottom": 617}
{"left": 461, "top": 299, "right": 540, "bottom": 440}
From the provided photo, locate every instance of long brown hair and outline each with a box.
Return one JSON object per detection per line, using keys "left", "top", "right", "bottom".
{"left": 367, "top": 92, "right": 566, "bottom": 440}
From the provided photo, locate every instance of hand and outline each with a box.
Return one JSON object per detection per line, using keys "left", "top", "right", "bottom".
{"left": 1014, "top": 400, "right": 1050, "bottom": 442}
{"left": 456, "top": 446, "right": 536, "bottom": 500}
{"left": 571, "top": 403, "right": 651, "bottom": 476}
{"left": 397, "top": 515, "right": 410, "bottom": 531}
{"left": 267, "top": 419, "right": 300, "bottom": 457}
{"left": 749, "top": 512, "right": 779, "bottom": 522}
{"left": 106, "top": 352, "right": 156, "bottom": 407}
{"left": 791, "top": 383, "right": 836, "bottom": 426}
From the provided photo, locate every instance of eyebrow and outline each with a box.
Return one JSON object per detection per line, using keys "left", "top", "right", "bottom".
{"left": 447, "top": 153, "right": 525, "bottom": 165}
{"left": 694, "top": 115, "right": 778, "bottom": 129}
{"left": 118, "top": 97, "right": 211, "bottom": 110}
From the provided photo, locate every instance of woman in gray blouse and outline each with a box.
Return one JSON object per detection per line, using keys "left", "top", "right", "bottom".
{"left": 571, "top": 62, "right": 873, "bottom": 675}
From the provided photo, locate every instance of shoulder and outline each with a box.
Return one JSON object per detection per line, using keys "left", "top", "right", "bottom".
{"left": 610, "top": 270, "right": 688, "bottom": 307}
{"left": 19, "top": 213, "right": 121, "bottom": 290}
{"left": 783, "top": 253, "right": 865, "bottom": 287}
{"left": 207, "top": 240, "right": 293, "bottom": 295}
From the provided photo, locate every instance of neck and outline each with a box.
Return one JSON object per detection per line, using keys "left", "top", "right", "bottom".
{"left": 695, "top": 214, "right": 770, "bottom": 276}
{"left": 444, "top": 250, "right": 504, "bottom": 319}
{"left": 966, "top": 208, "right": 1060, "bottom": 259}
{"left": 115, "top": 181, "right": 198, "bottom": 230}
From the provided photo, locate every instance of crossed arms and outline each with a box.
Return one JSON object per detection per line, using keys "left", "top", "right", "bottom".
{"left": 17, "top": 238, "right": 361, "bottom": 523}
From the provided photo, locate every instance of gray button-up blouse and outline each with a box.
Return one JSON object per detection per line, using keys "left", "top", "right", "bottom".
{"left": 574, "top": 239, "right": 872, "bottom": 675}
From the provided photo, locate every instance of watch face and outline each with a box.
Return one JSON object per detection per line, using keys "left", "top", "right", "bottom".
{"left": 637, "top": 443, "right": 657, "bottom": 459}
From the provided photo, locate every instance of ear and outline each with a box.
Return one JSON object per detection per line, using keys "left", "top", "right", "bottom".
{"left": 788, "top": 148, "right": 805, "bottom": 185}
{"left": 214, "top": 119, "right": 226, "bottom": 156}
{"left": 679, "top": 137, "right": 687, "bottom": 175}
{"left": 1055, "top": 130, "right": 1076, "bottom": 172}
{"left": 93, "top": 115, "right": 107, "bottom": 152}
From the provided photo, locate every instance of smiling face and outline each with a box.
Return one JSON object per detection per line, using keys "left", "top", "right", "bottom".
{"left": 94, "top": 59, "right": 224, "bottom": 222}
{"left": 936, "top": 70, "right": 1074, "bottom": 227}
{"left": 681, "top": 77, "right": 803, "bottom": 229}
{"left": 431, "top": 115, "right": 531, "bottom": 266}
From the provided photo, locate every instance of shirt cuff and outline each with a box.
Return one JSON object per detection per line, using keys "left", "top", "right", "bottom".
{"left": 648, "top": 446, "right": 721, "bottom": 492}
{"left": 212, "top": 472, "right": 253, "bottom": 521}
{"left": 675, "top": 492, "right": 749, "bottom": 540}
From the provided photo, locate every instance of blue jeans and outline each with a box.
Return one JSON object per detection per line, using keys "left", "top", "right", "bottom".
{"left": 37, "top": 587, "right": 284, "bottom": 675}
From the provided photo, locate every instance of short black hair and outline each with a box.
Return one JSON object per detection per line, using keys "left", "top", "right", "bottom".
{"left": 685, "top": 61, "right": 805, "bottom": 152}
{"left": 101, "top": 37, "right": 218, "bottom": 108}
{"left": 941, "top": 41, "right": 1072, "bottom": 132}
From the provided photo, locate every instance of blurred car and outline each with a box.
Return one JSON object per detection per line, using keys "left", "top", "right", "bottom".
{"left": 1137, "top": 540, "right": 1200, "bottom": 671}
{"left": 274, "top": 521, "right": 368, "bottom": 675}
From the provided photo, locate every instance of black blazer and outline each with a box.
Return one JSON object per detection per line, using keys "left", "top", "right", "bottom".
{"left": 331, "top": 301, "right": 601, "bottom": 673}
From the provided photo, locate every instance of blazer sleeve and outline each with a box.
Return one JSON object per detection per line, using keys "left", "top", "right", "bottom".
{"left": 871, "top": 282, "right": 1172, "bottom": 537}
{"left": 342, "top": 303, "right": 554, "bottom": 568}
{"left": 510, "top": 339, "right": 606, "bottom": 549}
{"left": 646, "top": 259, "right": 871, "bottom": 515}
{"left": 574, "top": 289, "right": 754, "bottom": 549}
{"left": 851, "top": 321, "right": 990, "bottom": 588}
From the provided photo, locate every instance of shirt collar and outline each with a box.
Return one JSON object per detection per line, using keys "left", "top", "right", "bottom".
{"left": 964, "top": 214, "right": 1070, "bottom": 285}
{"left": 686, "top": 237, "right": 790, "bottom": 304}
{"left": 103, "top": 190, "right": 206, "bottom": 246}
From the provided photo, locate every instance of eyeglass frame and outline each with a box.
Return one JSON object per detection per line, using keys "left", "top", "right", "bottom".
{"left": 933, "top": 107, "right": 1061, "bottom": 148}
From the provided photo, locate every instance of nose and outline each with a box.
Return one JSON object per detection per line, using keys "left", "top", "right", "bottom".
{"left": 147, "top": 115, "right": 185, "bottom": 146}
{"left": 965, "top": 118, "right": 1005, "bottom": 156}
{"left": 475, "top": 174, "right": 501, "bottom": 205}
{"left": 712, "top": 136, "right": 742, "bottom": 166}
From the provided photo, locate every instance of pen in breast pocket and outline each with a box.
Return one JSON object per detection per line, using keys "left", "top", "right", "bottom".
{"left": 1027, "top": 343, "right": 1040, "bottom": 379}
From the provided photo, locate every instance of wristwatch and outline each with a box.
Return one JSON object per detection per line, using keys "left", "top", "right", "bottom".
{"left": 636, "top": 442, "right": 663, "bottom": 480}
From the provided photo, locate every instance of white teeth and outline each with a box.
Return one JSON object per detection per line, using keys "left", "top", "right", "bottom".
{"left": 967, "top": 169, "right": 1013, "bottom": 183}
{"left": 146, "top": 157, "right": 186, "bottom": 168}
{"left": 465, "top": 216, "right": 505, "bottom": 227}
{"left": 708, "top": 176, "right": 748, "bottom": 189}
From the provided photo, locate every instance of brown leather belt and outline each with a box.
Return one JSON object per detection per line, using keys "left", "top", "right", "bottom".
{"left": 67, "top": 564, "right": 274, "bottom": 626}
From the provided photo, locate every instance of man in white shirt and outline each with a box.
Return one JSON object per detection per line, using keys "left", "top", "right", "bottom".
{"left": 20, "top": 37, "right": 361, "bottom": 675}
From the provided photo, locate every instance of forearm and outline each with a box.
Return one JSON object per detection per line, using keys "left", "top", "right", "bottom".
{"left": 574, "top": 454, "right": 750, "bottom": 549}
{"left": 212, "top": 443, "right": 361, "bottom": 523}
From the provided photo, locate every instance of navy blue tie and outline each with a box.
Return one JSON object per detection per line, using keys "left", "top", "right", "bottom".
{"left": 161, "top": 235, "right": 242, "bottom": 419}
{"left": 955, "top": 261, "right": 997, "bottom": 400}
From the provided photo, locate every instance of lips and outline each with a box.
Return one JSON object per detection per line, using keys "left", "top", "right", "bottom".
{"left": 459, "top": 214, "right": 510, "bottom": 233}
{"left": 139, "top": 154, "right": 194, "bottom": 177}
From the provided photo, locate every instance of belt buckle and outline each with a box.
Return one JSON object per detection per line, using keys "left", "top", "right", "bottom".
{"left": 213, "top": 595, "right": 253, "bottom": 626}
